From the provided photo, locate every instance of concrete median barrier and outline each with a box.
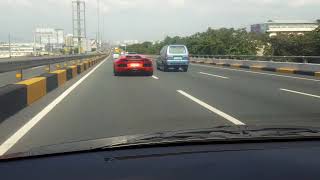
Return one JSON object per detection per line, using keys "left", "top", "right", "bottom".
{"left": 240, "top": 65, "right": 250, "bottom": 69}
{"left": 77, "top": 63, "right": 84, "bottom": 74}
{"left": 0, "top": 84, "right": 27, "bottom": 122}
{"left": 230, "top": 64, "right": 241, "bottom": 68}
{"left": 66, "top": 68, "right": 73, "bottom": 81}
{"left": 261, "top": 67, "right": 276, "bottom": 72}
{"left": 68, "top": 66, "right": 77, "bottom": 78}
{"left": 277, "top": 68, "right": 295, "bottom": 74}
{"left": 17, "top": 77, "right": 46, "bottom": 105}
{"left": 0, "top": 54, "right": 107, "bottom": 122}
{"left": 40, "top": 73, "right": 58, "bottom": 93}
{"left": 250, "top": 66, "right": 264, "bottom": 71}
{"left": 51, "top": 70, "right": 67, "bottom": 86}
{"left": 84, "top": 61, "right": 89, "bottom": 70}
{"left": 191, "top": 57, "right": 320, "bottom": 77}
{"left": 216, "top": 62, "right": 225, "bottom": 66}
{"left": 294, "top": 70, "right": 315, "bottom": 76}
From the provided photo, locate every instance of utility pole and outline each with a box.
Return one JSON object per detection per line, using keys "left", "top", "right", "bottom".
{"left": 48, "top": 35, "right": 51, "bottom": 53}
{"left": 97, "top": 0, "right": 101, "bottom": 51}
{"left": 33, "top": 31, "right": 36, "bottom": 56}
{"left": 8, "top": 33, "right": 12, "bottom": 58}
{"left": 102, "top": 14, "right": 105, "bottom": 51}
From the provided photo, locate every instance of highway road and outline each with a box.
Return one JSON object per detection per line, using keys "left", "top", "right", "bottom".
{"left": 0, "top": 55, "right": 320, "bottom": 155}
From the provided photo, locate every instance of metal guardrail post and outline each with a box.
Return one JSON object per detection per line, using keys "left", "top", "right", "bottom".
{"left": 20, "top": 69, "right": 23, "bottom": 80}
{"left": 45, "top": 64, "right": 51, "bottom": 72}
{"left": 15, "top": 69, "right": 23, "bottom": 81}
{"left": 302, "top": 56, "right": 308, "bottom": 63}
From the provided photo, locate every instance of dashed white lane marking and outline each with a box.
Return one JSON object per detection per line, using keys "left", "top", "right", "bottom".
{"left": 0, "top": 58, "right": 108, "bottom": 156}
{"left": 199, "top": 72, "right": 229, "bottom": 79}
{"left": 152, "top": 75, "right": 159, "bottom": 80}
{"left": 192, "top": 64, "right": 320, "bottom": 82}
{"left": 280, "top": 88, "right": 320, "bottom": 99}
{"left": 177, "top": 90, "right": 245, "bottom": 125}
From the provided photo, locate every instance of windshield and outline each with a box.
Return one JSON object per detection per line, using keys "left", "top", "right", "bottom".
{"left": 0, "top": 0, "right": 319, "bottom": 159}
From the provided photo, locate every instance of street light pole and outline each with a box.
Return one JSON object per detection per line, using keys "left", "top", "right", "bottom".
{"left": 97, "top": 0, "right": 100, "bottom": 51}
{"left": 8, "top": 33, "right": 12, "bottom": 58}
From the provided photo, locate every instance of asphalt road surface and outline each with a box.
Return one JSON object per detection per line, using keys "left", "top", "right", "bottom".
{"left": 0, "top": 55, "right": 320, "bottom": 155}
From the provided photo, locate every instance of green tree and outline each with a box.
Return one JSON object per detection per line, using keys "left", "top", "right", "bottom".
{"left": 126, "top": 26, "right": 320, "bottom": 56}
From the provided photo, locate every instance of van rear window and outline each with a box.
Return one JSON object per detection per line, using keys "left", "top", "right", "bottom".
{"left": 169, "top": 46, "right": 187, "bottom": 54}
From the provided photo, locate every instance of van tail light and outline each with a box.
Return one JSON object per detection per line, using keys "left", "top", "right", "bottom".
{"left": 183, "top": 56, "right": 189, "bottom": 60}
{"left": 166, "top": 56, "right": 173, "bottom": 60}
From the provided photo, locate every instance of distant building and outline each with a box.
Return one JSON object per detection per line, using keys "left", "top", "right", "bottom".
{"left": 34, "top": 28, "right": 65, "bottom": 53}
{"left": 113, "top": 40, "right": 140, "bottom": 46}
{"left": 64, "top": 34, "right": 74, "bottom": 47}
{"left": 89, "top": 39, "right": 98, "bottom": 51}
{"left": 0, "top": 43, "right": 34, "bottom": 58}
{"left": 251, "top": 20, "right": 320, "bottom": 36}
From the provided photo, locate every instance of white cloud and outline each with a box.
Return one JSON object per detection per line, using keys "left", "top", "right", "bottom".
{"left": 288, "top": 0, "right": 320, "bottom": 7}
{"left": 1, "top": 0, "right": 33, "bottom": 7}
{"left": 0, "top": 0, "right": 319, "bottom": 41}
{"left": 231, "top": 0, "right": 320, "bottom": 7}
{"left": 168, "top": 0, "right": 185, "bottom": 8}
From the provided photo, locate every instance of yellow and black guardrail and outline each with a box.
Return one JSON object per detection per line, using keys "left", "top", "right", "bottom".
{"left": 191, "top": 60, "right": 320, "bottom": 77}
{"left": 0, "top": 56, "right": 106, "bottom": 122}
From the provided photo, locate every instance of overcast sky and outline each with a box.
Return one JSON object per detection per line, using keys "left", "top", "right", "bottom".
{"left": 0, "top": 0, "right": 319, "bottom": 42}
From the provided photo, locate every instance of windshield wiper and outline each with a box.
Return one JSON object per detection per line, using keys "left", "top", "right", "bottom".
{"left": 3, "top": 126, "right": 320, "bottom": 160}
{"left": 101, "top": 126, "right": 320, "bottom": 149}
{"left": 244, "top": 127, "right": 320, "bottom": 137}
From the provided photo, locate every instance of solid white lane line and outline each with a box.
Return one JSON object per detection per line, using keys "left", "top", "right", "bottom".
{"left": 152, "top": 75, "right": 159, "bottom": 80}
{"left": 0, "top": 58, "right": 108, "bottom": 156}
{"left": 199, "top": 72, "right": 229, "bottom": 79}
{"left": 177, "top": 90, "right": 245, "bottom": 125}
{"left": 192, "top": 64, "right": 320, "bottom": 82}
{"left": 280, "top": 88, "right": 320, "bottom": 99}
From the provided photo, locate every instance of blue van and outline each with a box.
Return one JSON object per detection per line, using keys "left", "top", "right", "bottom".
{"left": 156, "top": 45, "right": 189, "bottom": 72}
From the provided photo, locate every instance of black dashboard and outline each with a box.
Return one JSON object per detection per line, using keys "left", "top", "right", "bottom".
{"left": 1, "top": 141, "right": 320, "bottom": 180}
